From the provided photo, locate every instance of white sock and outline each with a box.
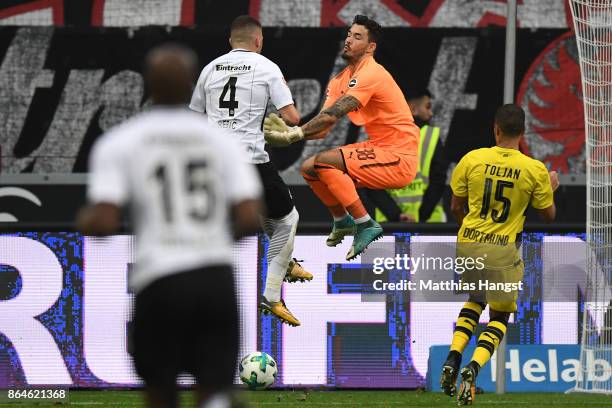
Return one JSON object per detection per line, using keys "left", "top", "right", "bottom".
{"left": 354, "top": 214, "right": 371, "bottom": 224}
{"left": 333, "top": 212, "right": 349, "bottom": 221}
{"left": 264, "top": 258, "right": 286, "bottom": 302}
{"left": 263, "top": 208, "right": 299, "bottom": 303}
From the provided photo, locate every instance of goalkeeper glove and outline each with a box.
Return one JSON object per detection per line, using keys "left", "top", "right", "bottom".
{"left": 263, "top": 113, "right": 304, "bottom": 147}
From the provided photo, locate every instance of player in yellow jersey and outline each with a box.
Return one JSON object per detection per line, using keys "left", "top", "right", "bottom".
{"left": 440, "top": 104, "right": 559, "bottom": 405}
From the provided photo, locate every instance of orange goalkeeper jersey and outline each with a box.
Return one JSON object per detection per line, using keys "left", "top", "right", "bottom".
{"left": 323, "top": 55, "right": 419, "bottom": 155}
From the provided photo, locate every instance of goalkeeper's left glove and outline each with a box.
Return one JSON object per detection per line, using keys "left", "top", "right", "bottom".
{"left": 263, "top": 113, "right": 304, "bottom": 147}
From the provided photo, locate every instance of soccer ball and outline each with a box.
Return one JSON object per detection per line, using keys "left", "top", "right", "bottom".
{"left": 239, "top": 351, "right": 277, "bottom": 390}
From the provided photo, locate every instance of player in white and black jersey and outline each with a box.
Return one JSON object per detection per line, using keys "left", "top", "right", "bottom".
{"left": 190, "top": 15, "right": 311, "bottom": 327}
{"left": 78, "top": 44, "right": 261, "bottom": 408}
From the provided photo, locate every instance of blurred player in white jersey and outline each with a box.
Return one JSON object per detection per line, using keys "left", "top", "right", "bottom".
{"left": 77, "top": 44, "right": 261, "bottom": 408}
{"left": 190, "top": 15, "right": 311, "bottom": 327}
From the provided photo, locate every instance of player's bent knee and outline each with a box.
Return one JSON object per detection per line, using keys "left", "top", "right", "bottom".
{"left": 283, "top": 207, "right": 299, "bottom": 225}
{"left": 292, "top": 207, "right": 299, "bottom": 223}
{"left": 301, "top": 157, "right": 318, "bottom": 180}
{"left": 315, "top": 149, "right": 345, "bottom": 171}
{"left": 264, "top": 207, "right": 298, "bottom": 226}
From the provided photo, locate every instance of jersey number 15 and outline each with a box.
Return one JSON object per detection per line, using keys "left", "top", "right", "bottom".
{"left": 480, "top": 178, "right": 513, "bottom": 223}
{"left": 153, "top": 160, "right": 215, "bottom": 223}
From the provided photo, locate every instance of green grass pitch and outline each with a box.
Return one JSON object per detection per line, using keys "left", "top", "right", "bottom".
{"left": 4, "top": 390, "right": 611, "bottom": 407}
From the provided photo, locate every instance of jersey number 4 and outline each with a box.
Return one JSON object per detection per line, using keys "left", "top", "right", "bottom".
{"left": 154, "top": 161, "right": 215, "bottom": 223}
{"left": 219, "top": 76, "right": 239, "bottom": 116}
{"left": 480, "top": 178, "right": 513, "bottom": 223}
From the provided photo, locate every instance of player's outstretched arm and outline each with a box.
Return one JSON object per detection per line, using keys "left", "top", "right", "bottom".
{"left": 301, "top": 95, "right": 361, "bottom": 138}
{"left": 263, "top": 95, "right": 360, "bottom": 147}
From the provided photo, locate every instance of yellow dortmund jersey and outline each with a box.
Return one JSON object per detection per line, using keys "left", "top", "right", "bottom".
{"left": 451, "top": 146, "right": 554, "bottom": 244}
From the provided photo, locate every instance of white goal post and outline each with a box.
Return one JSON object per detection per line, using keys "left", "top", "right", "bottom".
{"left": 568, "top": 0, "right": 612, "bottom": 394}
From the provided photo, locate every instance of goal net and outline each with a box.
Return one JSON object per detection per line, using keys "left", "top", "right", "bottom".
{"left": 569, "top": 0, "right": 612, "bottom": 394}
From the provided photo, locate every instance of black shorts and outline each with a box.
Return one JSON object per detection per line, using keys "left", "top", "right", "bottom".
{"left": 132, "top": 265, "right": 238, "bottom": 389}
{"left": 256, "top": 161, "right": 294, "bottom": 219}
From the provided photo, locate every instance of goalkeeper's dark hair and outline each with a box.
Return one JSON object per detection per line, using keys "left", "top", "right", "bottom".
{"left": 495, "top": 104, "right": 525, "bottom": 137}
{"left": 352, "top": 15, "right": 382, "bottom": 44}
{"left": 231, "top": 15, "right": 262, "bottom": 34}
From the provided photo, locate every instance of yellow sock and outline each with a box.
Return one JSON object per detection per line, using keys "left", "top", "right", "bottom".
{"left": 450, "top": 302, "right": 484, "bottom": 354}
{"left": 471, "top": 320, "right": 507, "bottom": 368}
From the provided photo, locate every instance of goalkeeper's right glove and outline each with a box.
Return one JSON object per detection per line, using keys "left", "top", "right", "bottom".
{"left": 263, "top": 113, "right": 304, "bottom": 147}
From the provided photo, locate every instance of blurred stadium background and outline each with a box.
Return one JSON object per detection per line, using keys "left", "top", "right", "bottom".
{"left": 0, "top": 0, "right": 611, "bottom": 406}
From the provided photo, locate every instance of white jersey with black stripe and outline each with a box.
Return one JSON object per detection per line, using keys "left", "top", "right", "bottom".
{"left": 190, "top": 48, "right": 294, "bottom": 164}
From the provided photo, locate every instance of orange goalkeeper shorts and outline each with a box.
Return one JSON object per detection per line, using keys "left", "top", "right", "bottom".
{"left": 339, "top": 141, "right": 417, "bottom": 190}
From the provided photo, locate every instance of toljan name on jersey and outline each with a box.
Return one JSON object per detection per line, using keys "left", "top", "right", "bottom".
{"left": 483, "top": 163, "right": 521, "bottom": 180}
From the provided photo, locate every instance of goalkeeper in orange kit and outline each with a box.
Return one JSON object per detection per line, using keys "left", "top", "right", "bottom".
{"left": 264, "top": 15, "right": 419, "bottom": 260}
